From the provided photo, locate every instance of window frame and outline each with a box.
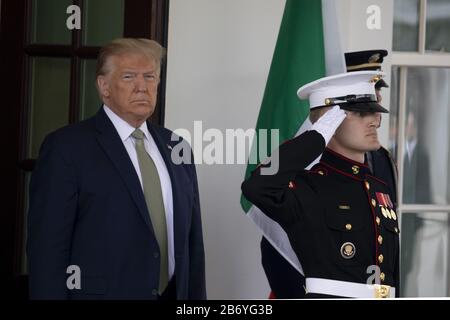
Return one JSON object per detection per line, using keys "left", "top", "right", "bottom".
{"left": 392, "top": 0, "right": 450, "bottom": 297}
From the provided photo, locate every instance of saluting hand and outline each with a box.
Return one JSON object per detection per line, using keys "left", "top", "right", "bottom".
{"left": 311, "top": 105, "right": 347, "bottom": 145}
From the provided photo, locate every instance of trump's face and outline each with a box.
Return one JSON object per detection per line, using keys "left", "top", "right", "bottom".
{"left": 97, "top": 52, "right": 160, "bottom": 127}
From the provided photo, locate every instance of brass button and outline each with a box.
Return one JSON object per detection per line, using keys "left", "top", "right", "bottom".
{"left": 380, "top": 272, "right": 385, "bottom": 282}
{"left": 394, "top": 227, "right": 399, "bottom": 234}
{"left": 318, "top": 170, "right": 324, "bottom": 175}
{"left": 376, "top": 217, "right": 381, "bottom": 226}
{"left": 378, "top": 254, "right": 384, "bottom": 263}
{"left": 378, "top": 235, "right": 383, "bottom": 245}
{"left": 345, "top": 223, "right": 352, "bottom": 231}
{"left": 370, "top": 75, "right": 381, "bottom": 83}
{"left": 371, "top": 199, "right": 377, "bottom": 207}
{"left": 352, "top": 165, "right": 360, "bottom": 174}
{"left": 365, "top": 181, "right": 370, "bottom": 190}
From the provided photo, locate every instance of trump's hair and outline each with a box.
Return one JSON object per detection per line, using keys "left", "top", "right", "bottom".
{"left": 96, "top": 38, "right": 165, "bottom": 78}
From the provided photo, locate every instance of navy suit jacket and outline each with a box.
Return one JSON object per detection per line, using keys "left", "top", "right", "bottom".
{"left": 27, "top": 108, "right": 206, "bottom": 299}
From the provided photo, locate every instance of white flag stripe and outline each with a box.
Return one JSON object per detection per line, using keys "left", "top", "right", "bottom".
{"left": 248, "top": 206, "right": 304, "bottom": 274}
{"left": 322, "top": 0, "right": 346, "bottom": 76}
{"left": 246, "top": 0, "right": 344, "bottom": 277}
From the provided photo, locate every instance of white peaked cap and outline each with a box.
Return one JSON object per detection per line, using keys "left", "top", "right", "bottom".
{"left": 297, "top": 71, "right": 388, "bottom": 113}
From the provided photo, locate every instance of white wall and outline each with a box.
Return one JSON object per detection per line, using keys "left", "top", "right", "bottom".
{"left": 339, "top": 0, "right": 394, "bottom": 145}
{"left": 165, "top": 0, "right": 395, "bottom": 299}
{"left": 165, "top": 0, "right": 285, "bottom": 299}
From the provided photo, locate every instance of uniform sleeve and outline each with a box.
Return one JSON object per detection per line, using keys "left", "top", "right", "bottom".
{"left": 241, "top": 130, "right": 326, "bottom": 227}
{"left": 27, "top": 133, "right": 78, "bottom": 299}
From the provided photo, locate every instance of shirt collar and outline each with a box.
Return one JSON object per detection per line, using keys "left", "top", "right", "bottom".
{"left": 103, "top": 104, "right": 150, "bottom": 141}
{"left": 320, "top": 148, "right": 370, "bottom": 179}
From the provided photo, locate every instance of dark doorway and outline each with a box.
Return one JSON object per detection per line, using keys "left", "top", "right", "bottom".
{"left": 1, "top": 0, "right": 170, "bottom": 299}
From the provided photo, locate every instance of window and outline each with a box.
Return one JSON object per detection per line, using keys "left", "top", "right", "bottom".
{"left": 391, "top": 0, "right": 450, "bottom": 297}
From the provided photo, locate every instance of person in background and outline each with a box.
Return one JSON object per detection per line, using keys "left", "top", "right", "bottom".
{"left": 401, "top": 109, "right": 431, "bottom": 295}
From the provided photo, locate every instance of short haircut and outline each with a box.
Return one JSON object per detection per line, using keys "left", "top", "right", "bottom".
{"left": 309, "top": 107, "right": 332, "bottom": 124}
{"left": 96, "top": 38, "right": 166, "bottom": 77}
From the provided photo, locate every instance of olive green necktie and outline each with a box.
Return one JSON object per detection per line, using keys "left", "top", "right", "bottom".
{"left": 132, "top": 128, "right": 168, "bottom": 294}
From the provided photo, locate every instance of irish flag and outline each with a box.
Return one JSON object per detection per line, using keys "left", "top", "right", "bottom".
{"left": 240, "top": 0, "right": 345, "bottom": 274}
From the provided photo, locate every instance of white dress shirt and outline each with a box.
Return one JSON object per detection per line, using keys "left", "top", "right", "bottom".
{"left": 104, "top": 105, "right": 174, "bottom": 280}
{"left": 406, "top": 138, "right": 417, "bottom": 163}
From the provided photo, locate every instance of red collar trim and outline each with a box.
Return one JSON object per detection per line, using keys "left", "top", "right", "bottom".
{"left": 325, "top": 148, "right": 368, "bottom": 168}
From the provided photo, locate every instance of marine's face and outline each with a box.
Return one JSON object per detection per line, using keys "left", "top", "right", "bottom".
{"left": 97, "top": 52, "right": 160, "bottom": 127}
{"left": 333, "top": 110, "right": 382, "bottom": 153}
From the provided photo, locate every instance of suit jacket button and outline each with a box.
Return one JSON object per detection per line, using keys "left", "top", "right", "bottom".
{"left": 152, "top": 289, "right": 158, "bottom": 296}
{"left": 154, "top": 252, "right": 159, "bottom": 258}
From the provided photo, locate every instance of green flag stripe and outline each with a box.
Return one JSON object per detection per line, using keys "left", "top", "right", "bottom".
{"left": 241, "top": 0, "right": 326, "bottom": 212}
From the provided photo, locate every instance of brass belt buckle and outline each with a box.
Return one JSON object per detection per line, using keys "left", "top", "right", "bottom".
{"left": 374, "top": 285, "right": 391, "bottom": 298}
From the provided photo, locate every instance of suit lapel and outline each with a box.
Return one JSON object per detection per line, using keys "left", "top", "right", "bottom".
{"left": 94, "top": 109, "right": 154, "bottom": 233}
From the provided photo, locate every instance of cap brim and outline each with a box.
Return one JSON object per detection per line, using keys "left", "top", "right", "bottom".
{"left": 340, "top": 102, "right": 389, "bottom": 113}
{"left": 375, "top": 79, "right": 389, "bottom": 88}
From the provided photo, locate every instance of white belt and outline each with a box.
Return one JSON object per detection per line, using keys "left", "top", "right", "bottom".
{"left": 305, "top": 278, "right": 396, "bottom": 298}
